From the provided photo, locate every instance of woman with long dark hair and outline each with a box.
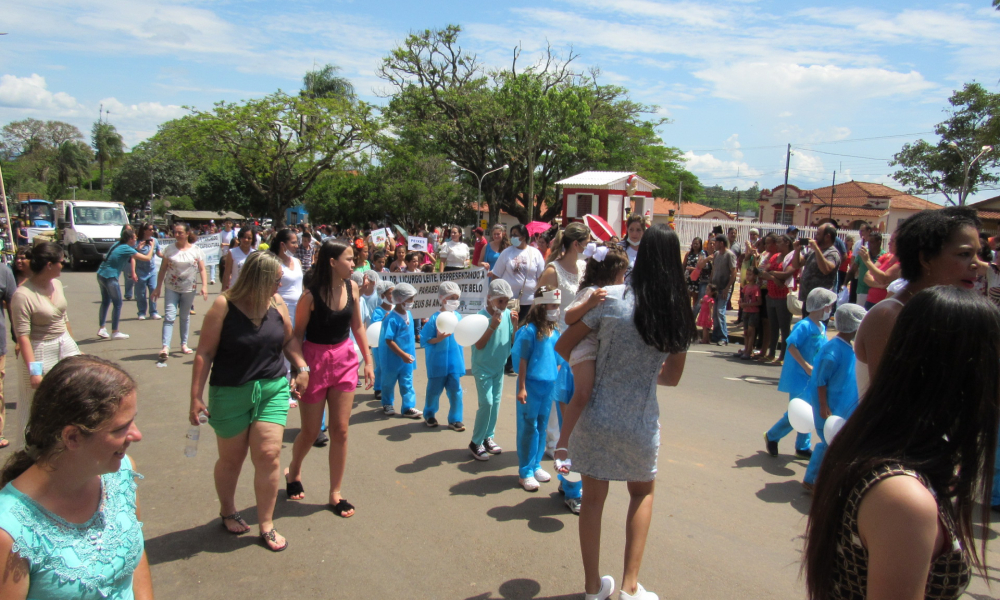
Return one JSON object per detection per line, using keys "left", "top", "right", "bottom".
{"left": 0, "top": 356, "right": 152, "bottom": 599}
{"left": 554, "top": 224, "right": 695, "bottom": 600}
{"left": 804, "top": 286, "right": 998, "bottom": 600}
{"left": 757, "top": 233, "right": 796, "bottom": 364}
{"left": 96, "top": 228, "right": 154, "bottom": 340}
{"left": 284, "top": 239, "right": 374, "bottom": 518}
{"left": 683, "top": 237, "right": 705, "bottom": 310}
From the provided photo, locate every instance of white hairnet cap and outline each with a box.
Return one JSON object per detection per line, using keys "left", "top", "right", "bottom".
{"left": 391, "top": 282, "right": 417, "bottom": 304}
{"left": 488, "top": 279, "right": 513, "bottom": 299}
{"left": 350, "top": 271, "right": 365, "bottom": 286}
{"left": 835, "top": 303, "right": 867, "bottom": 333}
{"left": 806, "top": 287, "right": 837, "bottom": 313}
{"left": 438, "top": 281, "right": 461, "bottom": 297}
{"left": 376, "top": 280, "right": 395, "bottom": 297}
{"left": 363, "top": 270, "right": 381, "bottom": 285}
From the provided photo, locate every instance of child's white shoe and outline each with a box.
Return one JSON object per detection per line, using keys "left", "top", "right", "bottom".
{"left": 585, "top": 576, "right": 615, "bottom": 600}
{"left": 619, "top": 583, "right": 657, "bottom": 600}
{"left": 533, "top": 468, "right": 552, "bottom": 482}
{"left": 519, "top": 476, "right": 540, "bottom": 491}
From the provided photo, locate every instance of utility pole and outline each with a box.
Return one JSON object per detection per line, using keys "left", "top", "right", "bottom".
{"left": 678, "top": 180, "right": 683, "bottom": 206}
{"left": 779, "top": 143, "right": 791, "bottom": 224}
{"left": 736, "top": 188, "right": 741, "bottom": 220}
{"left": 0, "top": 163, "right": 14, "bottom": 255}
{"left": 829, "top": 171, "right": 836, "bottom": 220}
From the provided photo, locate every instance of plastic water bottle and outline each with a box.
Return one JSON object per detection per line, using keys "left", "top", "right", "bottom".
{"left": 184, "top": 414, "right": 209, "bottom": 457}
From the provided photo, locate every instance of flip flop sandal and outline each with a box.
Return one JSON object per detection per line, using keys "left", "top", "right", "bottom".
{"left": 220, "top": 511, "right": 251, "bottom": 535}
{"left": 0, "top": 438, "right": 9, "bottom": 449}
{"left": 158, "top": 350, "right": 168, "bottom": 361}
{"left": 330, "top": 499, "right": 355, "bottom": 518}
{"left": 286, "top": 480, "right": 305, "bottom": 500}
{"left": 259, "top": 529, "right": 288, "bottom": 552}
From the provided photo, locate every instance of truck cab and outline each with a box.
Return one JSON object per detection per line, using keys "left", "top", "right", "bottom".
{"left": 55, "top": 200, "right": 130, "bottom": 270}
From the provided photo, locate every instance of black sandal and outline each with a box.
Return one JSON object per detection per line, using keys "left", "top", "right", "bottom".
{"left": 220, "top": 511, "right": 250, "bottom": 534}
{"left": 286, "top": 480, "right": 305, "bottom": 500}
{"left": 259, "top": 528, "right": 288, "bottom": 552}
{"left": 330, "top": 499, "right": 355, "bottom": 518}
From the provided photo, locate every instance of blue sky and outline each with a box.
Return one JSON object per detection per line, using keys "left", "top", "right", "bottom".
{"left": 2, "top": 0, "right": 999, "bottom": 203}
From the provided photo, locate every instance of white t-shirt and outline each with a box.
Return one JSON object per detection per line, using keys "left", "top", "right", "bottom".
{"left": 219, "top": 229, "right": 235, "bottom": 258}
{"left": 440, "top": 240, "right": 470, "bottom": 268}
{"left": 491, "top": 245, "right": 545, "bottom": 305}
{"left": 229, "top": 247, "right": 253, "bottom": 286}
{"left": 163, "top": 244, "right": 206, "bottom": 293}
{"left": 278, "top": 257, "right": 303, "bottom": 307}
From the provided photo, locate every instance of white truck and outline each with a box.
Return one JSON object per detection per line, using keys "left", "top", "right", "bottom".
{"left": 55, "top": 200, "right": 131, "bottom": 270}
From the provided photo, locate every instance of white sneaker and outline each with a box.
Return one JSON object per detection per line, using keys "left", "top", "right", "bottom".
{"left": 137, "top": 315, "right": 146, "bottom": 321}
{"left": 619, "top": 583, "right": 657, "bottom": 600}
{"left": 534, "top": 468, "right": 552, "bottom": 483}
{"left": 97, "top": 328, "right": 110, "bottom": 339}
{"left": 585, "top": 576, "right": 615, "bottom": 600}
{"left": 151, "top": 314, "right": 162, "bottom": 320}
{"left": 112, "top": 332, "right": 130, "bottom": 340}
{"left": 209, "top": 280, "right": 216, "bottom": 284}
{"left": 519, "top": 476, "right": 540, "bottom": 492}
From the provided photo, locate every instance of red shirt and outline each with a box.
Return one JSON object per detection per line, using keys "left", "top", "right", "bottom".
{"left": 865, "top": 253, "right": 897, "bottom": 304}
{"left": 742, "top": 284, "right": 761, "bottom": 313}
{"left": 472, "top": 237, "right": 487, "bottom": 266}
{"left": 766, "top": 253, "right": 789, "bottom": 299}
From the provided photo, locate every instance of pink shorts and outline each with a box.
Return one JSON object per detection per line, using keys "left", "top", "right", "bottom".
{"left": 301, "top": 338, "right": 359, "bottom": 404}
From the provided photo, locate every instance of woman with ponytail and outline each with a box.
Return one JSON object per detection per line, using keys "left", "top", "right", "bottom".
{"left": 0, "top": 355, "right": 152, "bottom": 600}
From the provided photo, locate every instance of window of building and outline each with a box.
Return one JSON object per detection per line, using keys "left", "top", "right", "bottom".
{"left": 576, "top": 194, "right": 593, "bottom": 218}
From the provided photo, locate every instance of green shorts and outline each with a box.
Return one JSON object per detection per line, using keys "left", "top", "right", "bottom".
{"left": 208, "top": 377, "right": 290, "bottom": 439}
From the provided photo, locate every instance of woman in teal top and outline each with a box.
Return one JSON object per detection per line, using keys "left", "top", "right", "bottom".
{"left": 96, "top": 228, "right": 154, "bottom": 341}
{"left": 0, "top": 355, "right": 150, "bottom": 600}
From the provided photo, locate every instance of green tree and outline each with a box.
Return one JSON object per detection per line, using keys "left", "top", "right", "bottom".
{"left": 302, "top": 64, "right": 356, "bottom": 101}
{"left": 92, "top": 121, "right": 125, "bottom": 192}
{"left": 110, "top": 141, "right": 197, "bottom": 211}
{"left": 890, "top": 82, "right": 999, "bottom": 205}
{"left": 54, "top": 140, "right": 92, "bottom": 186}
{"left": 155, "top": 91, "right": 378, "bottom": 225}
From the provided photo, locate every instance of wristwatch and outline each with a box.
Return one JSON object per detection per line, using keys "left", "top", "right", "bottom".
{"left": 292, "top": 366, "right": 310, "bottom": 374}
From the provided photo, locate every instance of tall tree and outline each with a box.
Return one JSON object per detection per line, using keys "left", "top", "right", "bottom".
{"left": 890, "top": 82, "right": 999, "bottom": 205}
{"left": 155, "top": 91, "right": 377, "bottom": 224}
{"left": 92, "top": 121, "right": 125, "bottom": 192}
{"left": 302, "top": 64, "right": 356, "bottom": 101}
{"left": 110, "top": 140, "right": 197, "bottom": 211}
{"left": 54, "top": 140, "right": 92, "bottom": 186}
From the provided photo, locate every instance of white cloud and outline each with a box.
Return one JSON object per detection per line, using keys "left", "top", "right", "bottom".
{"left": 0, "top": 74, "right": 79, "bottom": 111}
{"left": 682, "top": 150, "right": 764, "bottom": 188}
{"left": 98, "top": 97, "right": 186, "bottom": 123}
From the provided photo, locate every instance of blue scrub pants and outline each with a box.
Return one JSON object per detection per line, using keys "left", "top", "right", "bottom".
{"left": 382, "top": 366, "right": 416, "bottom": 413}
{"left": 804, "top": 413, "right": 828, "bottom": 485}
{"left": 373, "top": 352, "right": 382, "bottom": 392}
{"left": 472, "top": 373, "right": 503, "bottom": 446}
{"left": 424, "top": 374, "right": 463, "bottom": 424}
{"left": 992, "top": 426, "right": 1000, "bottom": 507}
{"left": 516, "top": 379, "right": 554, "bottom": 480}
{"left": 765, "top": 407, "right": 812, "bottom": 453}
{"left": 554, "top": 403, "right": 582, "bottom": 499}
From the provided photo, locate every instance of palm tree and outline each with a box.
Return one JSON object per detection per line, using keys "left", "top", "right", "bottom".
{"left": 302, "top": 64, "right": 356, "bottom": 101}
{"left": 92, "top": 121, "right": 124, "bottom": 191}
{"left": 54, "top": 140, "right": 92, "bottom": 186}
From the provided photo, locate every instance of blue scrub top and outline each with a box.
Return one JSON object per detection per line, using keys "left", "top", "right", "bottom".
{"left": 806, "top": 337, "right": 858, "bottom": 418}
{"left": 778, "top": 318, "right": 826, "bottom": 397}
{"left": 512, "top": 323, "right": 560, "bottom": 383}
{"left": 421, "top": 311, "right": 465, "bottom": 378}
{"left": 382, "top": 309, "right": 416, "bottom": 373}
{"left": 96, "top": 243, "right": 137, "bottom": 278}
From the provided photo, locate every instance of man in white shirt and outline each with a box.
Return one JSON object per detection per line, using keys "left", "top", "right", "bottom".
{"left": 218, "top": 220, "right": 235, "bottom": 285}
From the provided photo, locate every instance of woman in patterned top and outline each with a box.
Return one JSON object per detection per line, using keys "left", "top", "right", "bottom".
{"left": 804, "top": 286, "right": 1000, "bottom": 600}
{"left": 0, "top": 355, "right": 150, "bottom": 600}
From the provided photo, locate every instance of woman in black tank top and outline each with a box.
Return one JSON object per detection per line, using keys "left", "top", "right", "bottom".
{"left": 284, "top": 240, "right": 375, "bottom": 518}
{"left": 190, "top": 252, "right": 308, "bottom": 552}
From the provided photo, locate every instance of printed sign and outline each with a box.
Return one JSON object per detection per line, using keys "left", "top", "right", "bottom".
{"left": 371, "top": 228, "right": 388, "bottom": 248}
{"left": 162, "top": 233, "right": 221, "bottom": 264}
{"left": 379, "top": 267, "right": 489, "bottom": 319}
{"left": 407, "top": 236, "right": 428, "bottom": 252}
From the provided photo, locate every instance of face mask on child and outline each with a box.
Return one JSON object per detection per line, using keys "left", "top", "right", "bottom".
{"left": 403, "top": 301, "right": 415, "bottom": 311}
{"left": 545, "top": 309, "right": 560, "bottom": 322}
{"left": 443, "top": 299, "right": 460, "bottom": 312}
{"left": 628, "top": 239, "right": 641, "bottom": 247}
{"left": 510, "top": 237, "right": 521, "bottom": 247}
{"left": 822, "top": 308, "right": 832, "bottom": 321}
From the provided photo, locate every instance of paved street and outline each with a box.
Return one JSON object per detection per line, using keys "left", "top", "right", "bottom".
{"left": 5, "top": 270, "right": 998, "bottom": 599}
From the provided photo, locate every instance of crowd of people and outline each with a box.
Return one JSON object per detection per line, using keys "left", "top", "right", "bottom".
{"left": 0, "top": 205, "right": 997, "bottom": 599}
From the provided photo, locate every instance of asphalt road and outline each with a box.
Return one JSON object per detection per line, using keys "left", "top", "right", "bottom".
{"left": 4, "top": 270, "right": 998, "bottom": 599}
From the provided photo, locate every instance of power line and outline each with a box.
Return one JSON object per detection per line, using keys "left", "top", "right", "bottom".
{"left": 793, "top": 148, "right": 890, "bottom": 161}
{"left": 686, "top": 131, "right": 934, "bottom": 153}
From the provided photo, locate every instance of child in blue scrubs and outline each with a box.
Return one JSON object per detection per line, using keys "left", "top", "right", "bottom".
{"left": 512, "top": 286, "right": 562, "bottom": 492}
{"left": 764, "top": 287, "right": 837, "bottom": 459}
{"left": 421, "top": 281, "right": 465, "bottom": 430}
{"left": 469, "top": 279, "right": 516, "bottom": 461}
{"left": 802, "top": 303, "right": 867, "bottom": 490}
{"left": 381, "top": 283, "right": 421, "bottom": 419}
{"left": 370, "top": 281, "right": 394, "bottom": 401}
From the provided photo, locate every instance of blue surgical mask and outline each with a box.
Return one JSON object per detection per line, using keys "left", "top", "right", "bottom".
{"left": 510, "top": 237, "right": 521, "bottom": 247}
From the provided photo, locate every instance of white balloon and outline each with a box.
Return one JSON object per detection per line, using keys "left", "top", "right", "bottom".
{"left": 453, "top": 314, "right": 490, "bottom": 347}
{"left": 824, "top": 415, "right": 846, "bottom": 443}
{"left": 366, "top": 321, "right": 382, "bottom": 348}
{"left": 436, "top": 311, "right": 459, "bottom": 335}
{"left": 787, "top": 398, "right": 815, "bottom": 434}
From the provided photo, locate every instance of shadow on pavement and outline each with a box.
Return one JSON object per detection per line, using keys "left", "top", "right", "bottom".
{"left": 487, "top": 494, "right": 568, "bottom": 533}
{"left": 450, "top": 474, "right": 520, "bottom": 497}
{"left": 377, "top": 421, "right": 428, "bottom": 442}
{"left": 396, "top": 448, "right": 468, "bottom": 473}
{"left": 457, "top": 451, "right": 518, "bottom": 473}
{"left": 465, "top": 578, "right": 583, "bottom": 600}
{"left": 349, "top": 408, "right": 389, "bottom": 426}
{"left": 733, "top": 451, "right": 797, "bottom": 477}
{"left": 118, "top": 353, "right": 166, "bottom": 362}
{"left": 755, "top": 480, "right": 812, "bottom": 515}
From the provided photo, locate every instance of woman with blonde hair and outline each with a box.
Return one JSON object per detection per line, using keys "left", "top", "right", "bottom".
{"left": 153, "top": 222, "right": 208, "bottom": 361}
{"left": 190, "top": 251, "right": 309, "bottom": 552}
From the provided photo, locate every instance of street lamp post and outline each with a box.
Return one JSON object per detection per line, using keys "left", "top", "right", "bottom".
{"left": 948, "top": 142, "right": 994, "bottom": 206}
{"left": 68, "top": 186, "right": 77, "bottom": 200}
{"left": 451, "top": 162, "right": 509, "bottom": 225}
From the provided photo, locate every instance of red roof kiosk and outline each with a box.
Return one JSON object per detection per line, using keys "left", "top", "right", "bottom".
{"left": 556, "top": 171, "right": 659, "bottom": 235}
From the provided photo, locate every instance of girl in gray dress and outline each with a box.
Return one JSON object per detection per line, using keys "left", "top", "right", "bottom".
{"left": 555, "top": 225, "right": 696, "bottom": 600}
